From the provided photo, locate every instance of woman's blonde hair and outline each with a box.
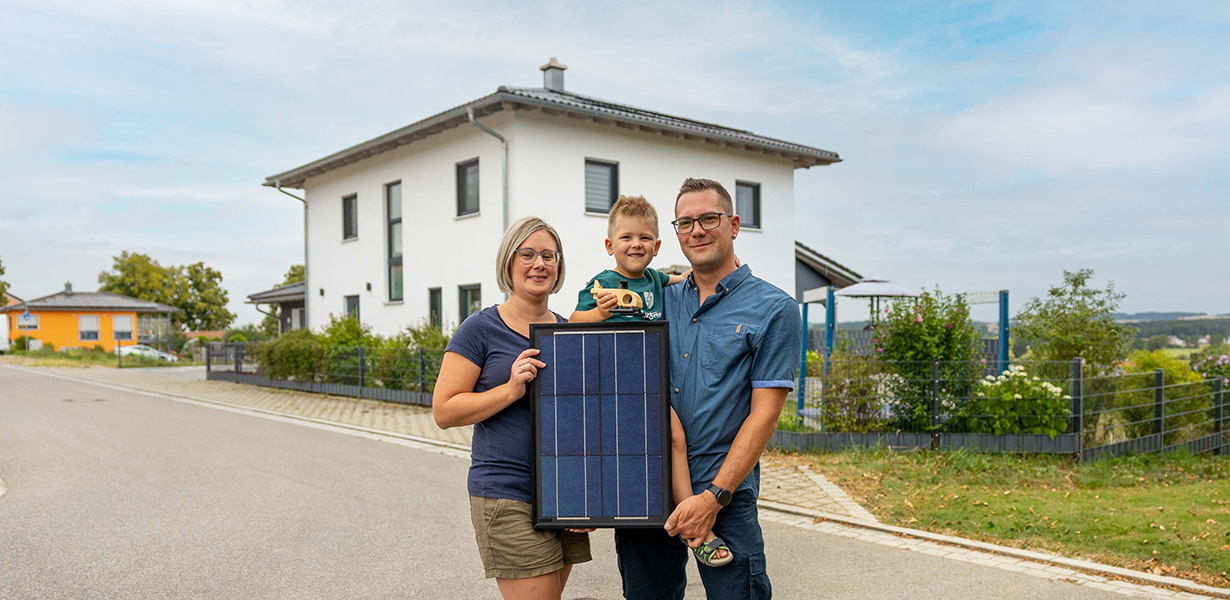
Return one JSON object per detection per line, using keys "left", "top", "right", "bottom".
{"left": 496, "top": 216, "right": 566, "bottom": 294}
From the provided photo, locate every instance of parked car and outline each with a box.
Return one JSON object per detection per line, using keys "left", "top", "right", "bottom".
{"left": 115, "top": 344, "right": 179, "bottom": 363}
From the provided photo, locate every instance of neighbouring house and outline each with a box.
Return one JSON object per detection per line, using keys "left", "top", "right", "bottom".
{"left": 1, "top": 292, "right": 22, "bottom": 352}
{"left": 264, "top": 58, "right": 846, "bottom": 335}
{"left": 1167, "top": 335, "right": 1187, "bottom": 348}
{"left": 246, "top": 281, "right": 306, "bottom": 335}
{"left": 1, "top": 283, "right": 178, "bottom": 352}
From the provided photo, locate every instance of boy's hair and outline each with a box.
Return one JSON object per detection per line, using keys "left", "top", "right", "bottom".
{"left": 607, "top": 195, "right": 659, "bottom": 238}
{"left": 674, "top": 178, "right": 734, "bottom": 214}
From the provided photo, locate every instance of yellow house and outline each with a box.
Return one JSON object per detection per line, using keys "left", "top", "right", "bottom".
{"left": 2, "top": 283, "right": 178, "bottom": 353}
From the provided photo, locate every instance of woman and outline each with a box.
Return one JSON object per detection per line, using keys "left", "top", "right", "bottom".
{"left": 433, "top": 217, "right": 591, "bottom": 600}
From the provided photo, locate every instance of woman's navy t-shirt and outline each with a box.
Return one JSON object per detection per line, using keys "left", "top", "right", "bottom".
{"left": 445, "top": 305, "right": 565, "bottom": 503}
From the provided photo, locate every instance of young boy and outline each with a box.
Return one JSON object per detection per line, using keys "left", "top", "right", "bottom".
{"left": 570, "top": 195, "right": 732, "bottom": 568}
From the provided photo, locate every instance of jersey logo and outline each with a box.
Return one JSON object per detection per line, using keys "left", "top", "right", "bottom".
{"left": 643, "top": 291, "right": 654, "bottom": 307}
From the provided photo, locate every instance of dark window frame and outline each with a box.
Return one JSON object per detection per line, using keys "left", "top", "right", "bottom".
{"left": 735, "top": 181, "right": 761, "bottom": 229}
{"left": 458, "top": 284, "right": 481, "bottom": 321}
{"left": 456, "top": 159, "right": 480, "bottom": 216}
{"left": 429, "top": 287, "right": 442, "bottom": 329}
{"left": 344, "top": 295, "right": 360, "bottom": 323}
{"left": 386, "top": 181, "right": 403, "bottom": 301}
{"left": 78, "top": 314, "right": 100, "bottom": 342}
{"left": 112, "top": 315, "right": 133, "bottom": 341}
{"left": 342, "top": 194, "right": 358, "bottom": 240}
{"left": 584, "top": 159, "right": 619, "bottom": 214}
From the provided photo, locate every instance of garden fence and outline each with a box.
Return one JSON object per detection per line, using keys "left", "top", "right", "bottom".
{"left": 205, "top": 341, "right": 1227, "bottom": 461}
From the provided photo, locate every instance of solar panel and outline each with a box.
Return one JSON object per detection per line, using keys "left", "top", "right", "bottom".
{"left": 530, "top": 321, "right": 672, "bottom": 529}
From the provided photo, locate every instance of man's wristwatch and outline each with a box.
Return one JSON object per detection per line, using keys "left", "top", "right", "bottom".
{"left": 705, "top": 483, "right": 733, "bottom": 507}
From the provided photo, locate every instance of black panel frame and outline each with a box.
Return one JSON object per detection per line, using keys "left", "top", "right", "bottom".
{"left": 530, "top": 321, "right": 672, "bottom": 529}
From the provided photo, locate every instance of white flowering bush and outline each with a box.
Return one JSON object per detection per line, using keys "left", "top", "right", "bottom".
{"left": 959, "top": 365, "right": 1071, "bottom": 437}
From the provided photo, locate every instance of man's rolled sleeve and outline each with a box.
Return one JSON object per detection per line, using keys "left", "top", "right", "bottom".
{"left": 749, "top": 297, "right": 802, "bottom": 389}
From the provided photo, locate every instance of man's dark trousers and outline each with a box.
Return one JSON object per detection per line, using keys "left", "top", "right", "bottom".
{"left": 614, "top": 490, "right": 770, "bottom": 600}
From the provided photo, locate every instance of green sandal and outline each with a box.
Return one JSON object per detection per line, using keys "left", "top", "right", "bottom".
{"left": 691, "top": 536, "right": 733, "bottom": 567}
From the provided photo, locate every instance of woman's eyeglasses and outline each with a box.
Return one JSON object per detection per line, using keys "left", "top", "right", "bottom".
{"left": 515, "top": 248, "right": 561, "bottom": 265}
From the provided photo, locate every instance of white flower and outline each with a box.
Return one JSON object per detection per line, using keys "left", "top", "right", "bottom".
{"left": 1032, "top": 376, "right": 1040, "bottom": 381}
{"left": 985, "top": 375, "right": 996, "bottom": 381}
{"left": 1063, "top": 395, "right": 1072, "bottom": 400}
{"left": 1014, "top": 393, "right": 1023, "bottom": 399}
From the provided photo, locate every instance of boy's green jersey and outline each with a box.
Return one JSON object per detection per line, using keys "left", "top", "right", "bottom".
{"left": 574, "top": 267, "right": 670, "bottom": 322}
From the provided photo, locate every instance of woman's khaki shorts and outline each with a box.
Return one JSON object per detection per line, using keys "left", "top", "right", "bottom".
{"left": 469, "top": 496, "right": 592, "bottom": 579}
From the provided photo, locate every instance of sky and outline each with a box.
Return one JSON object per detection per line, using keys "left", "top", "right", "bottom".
{"left": 1, "top": 0, "right": 1227, "bottom": 326}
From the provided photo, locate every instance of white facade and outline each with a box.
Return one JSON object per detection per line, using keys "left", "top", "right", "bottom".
{"left": 302, "top": 110, "right": 801, "bottom": 336}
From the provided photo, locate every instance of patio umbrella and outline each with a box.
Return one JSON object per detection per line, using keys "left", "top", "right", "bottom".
{"left": 834, "top": 276, "right": 918, "bottom": 323}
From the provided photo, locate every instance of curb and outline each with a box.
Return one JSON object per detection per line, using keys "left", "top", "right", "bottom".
{"left": 757, "top": 500, "right": 1230, "bottom": 599}
{"left": 11, "top": 365, "right": 1228, "bottom": 598}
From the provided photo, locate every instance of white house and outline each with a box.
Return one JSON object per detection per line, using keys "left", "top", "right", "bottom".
{"left": 262, "top": 59, "right": 844, "bottom": 336}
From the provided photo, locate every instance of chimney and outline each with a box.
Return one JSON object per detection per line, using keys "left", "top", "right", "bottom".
{"left": 540, "top": 57, "right": 567, "bottom": 92}
{"left": 65, "top": 281, "right": 73, "bottom": 294}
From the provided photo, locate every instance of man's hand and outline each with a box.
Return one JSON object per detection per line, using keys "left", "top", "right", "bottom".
{"left": 664, "top": 491, "right": 720, "bottom": 546}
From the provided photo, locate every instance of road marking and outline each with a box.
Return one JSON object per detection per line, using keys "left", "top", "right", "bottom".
{"left": 0, "top": 365, "right": 471, "bottom": 461}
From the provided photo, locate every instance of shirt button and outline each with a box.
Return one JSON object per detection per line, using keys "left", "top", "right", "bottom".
{"left": 692, "top": 318, "right": 698, "bottom": 323}
{"left": 674, "top": 388, "right": 680, "bottom": 393}
{"left": 683, "top": 352, "right": 688, "bottom": 358}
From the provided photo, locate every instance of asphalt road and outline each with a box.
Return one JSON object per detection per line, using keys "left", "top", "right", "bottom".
{"left": 0, "top": 366, "right": 1129, "bottom": 599}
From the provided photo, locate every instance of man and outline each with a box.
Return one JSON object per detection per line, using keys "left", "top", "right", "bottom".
{"left": 614, "top": 178, "right": 802, "bottom": 599}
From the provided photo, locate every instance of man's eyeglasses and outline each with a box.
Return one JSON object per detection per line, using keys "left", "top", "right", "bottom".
{"left": 515, "top": 248, "right": 562, "bottom": 266}
{"left": 671, "top": 212, "right": 732, "bottom": 234}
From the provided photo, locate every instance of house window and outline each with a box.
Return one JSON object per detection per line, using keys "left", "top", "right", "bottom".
{"left": 429, "top": 287, "right": 442, "bottom": 329}
{"left": 79, "top": 315, "right": 100, "bottom": 341}
{"left": 344, "top": 295, "right": 360, "bottom": 322}
{"left": 736, "top": 181, "right": 761, "bottom": 229}
{"left": 290, "top": 307, "right": 305, "bottom": 330}
{"left": 113, "top": 315, "right": 133, "bottom": 341}
{"left": 387, "top": 182, "right": 403, "bottom": 301}
{"left": 456, "top": 159, "right": 480, "bottom": 216}
{"left": 458, "top": 284, "right": 481, "bottom": 321}
{"left": 342, "top": 194, "right": 358, "bottom": 239}
{"left": 585, "top": 159, "right": 618, "bottom": 214}
{"left": 16, "top": 313, "right": 38, "bottom": 330}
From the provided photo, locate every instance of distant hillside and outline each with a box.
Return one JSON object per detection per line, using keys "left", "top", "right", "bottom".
{"left": 1115, "top": 312, "right": 1205, "bottom": 322}
{"left": 1131, "top": 318, "right": 1230, "bottom": 343}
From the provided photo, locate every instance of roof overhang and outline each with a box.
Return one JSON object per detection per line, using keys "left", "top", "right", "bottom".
{"left": 795, "top": 241, "right": 861, "bottom": 289}
{"left": 264, "top": 89, "right": 841, "bottom": 190}
{"left": 247, "top": 281, "right": 307, "bottom": 304}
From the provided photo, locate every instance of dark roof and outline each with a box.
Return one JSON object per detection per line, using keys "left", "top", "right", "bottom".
{"left": 247, "top": 281, "right": 306, "bottom": 304}
{"left": 795, "top": 240, "right": 862, "bottom": 288}
{"left": 1, "top": 290, "right": 179, "bottom": 314}
{"left": 265, "top": 87, "right": 841, "bottom": 189}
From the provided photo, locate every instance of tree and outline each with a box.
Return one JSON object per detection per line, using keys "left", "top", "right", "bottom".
{"left": 1013, "top": 269, "right": 1137, "bottom": 373}
{"left": 174, "top": 262, "right": 235, "bottom": 330}
{"left": 98, "top": 252, "right": 236, "bottom": 330}
{"left": 0, "top": 254, "right": 9, "bottom": 299}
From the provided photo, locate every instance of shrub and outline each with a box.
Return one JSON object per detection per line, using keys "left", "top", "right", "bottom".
{"left": 1190, "top": 343, "right": 1230, "bottom": 387}
{"left": 1104, "top": 350, "right": 1209, "bottom": 444}
{"left": 816, "top": 349, "right": 894, "bottom": 433}
{"left": 14, "top": 335, "right": 31, "bottom": 351}
{"left": 369, "top": 320, "right": 452, "bottom": 391}
{"left": 253, "top": 328, "right": 324, "bottom": 381}
{"left": 227, "top": 333, "right": 248, "bottom": 343}
{"left": 960, "top": 366, "right": 1070, "bottom": 437}
{"left": 1013, "top": 269, "right": 1136, "bottom": 374}
{"left": 875, "top": 287, "right": 984, "bottom": 430}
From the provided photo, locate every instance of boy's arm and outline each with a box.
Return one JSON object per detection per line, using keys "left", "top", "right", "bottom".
{"left": 665, "top": 272, "right": 689, "bottom": 286}
{"left": 569, "top": 292, "right": 618, "bottom": 323}
{"left": 669, "top": 408, "right": 692, "bottom": 505}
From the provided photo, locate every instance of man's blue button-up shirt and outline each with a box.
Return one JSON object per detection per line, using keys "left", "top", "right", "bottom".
{"left": 664, "top": 264, "right": 802, "bottom": 496}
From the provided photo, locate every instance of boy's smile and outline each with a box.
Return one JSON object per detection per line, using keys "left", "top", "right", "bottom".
{"left": 606, "top": 214, "right": 661, "bottom": 278}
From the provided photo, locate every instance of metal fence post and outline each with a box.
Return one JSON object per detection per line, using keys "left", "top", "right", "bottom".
{"left": 205, "top": 343, "right": 211, "bottom": 373}
{"left": 1214, "top": 378, "right": 1224, "bottom": 456}
{"left": 234, "top": 343, "right": 243, "bottom": 375}
{"left": 1071, "top": 358, "right": 1084, "bottom": 461}
{"left": 1153, "top": 368, "right": 1165, "bottom": 438}
{"left": 932, "top": 360, "right": 941, "bottom": 434}
{"left": 358, "top": 346, "right": 367, "bottom": 388}
{"left": 418, "top": 348, "right": 425, "bottom": 391}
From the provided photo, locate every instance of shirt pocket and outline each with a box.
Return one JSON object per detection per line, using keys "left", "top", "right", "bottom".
{"left": 700, "top": 325, "right": 754, "bottom": 370}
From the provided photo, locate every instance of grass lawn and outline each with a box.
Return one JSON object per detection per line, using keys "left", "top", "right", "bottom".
{"left": 1160, "top": 348, "right": 1197, "bottom": 360}
{"left": 1, "top": 349, "right": 191, "bottom": 368}
{"left": 785, "top": 448, "right": 1230, "bottom": 588}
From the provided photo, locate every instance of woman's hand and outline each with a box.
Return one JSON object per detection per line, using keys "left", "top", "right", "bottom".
{"left": 507, "top": 348, "right": 547, "bottom": 400}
